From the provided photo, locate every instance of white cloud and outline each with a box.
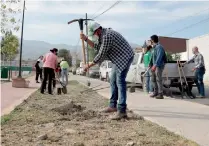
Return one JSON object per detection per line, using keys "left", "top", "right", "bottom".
{"left": 6, "top": 0, "right": 209, "bottom": 45}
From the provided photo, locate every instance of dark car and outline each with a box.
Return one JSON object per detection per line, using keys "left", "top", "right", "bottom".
{"left": 88, "top": 65, "right": 100, "bottom": 78}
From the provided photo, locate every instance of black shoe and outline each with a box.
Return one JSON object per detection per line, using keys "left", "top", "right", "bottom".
{"left": 155, "top": 94, "right": 164, "bottom": 99}
{"left": 150, "top": 93, "right": 158, "bottom": 98}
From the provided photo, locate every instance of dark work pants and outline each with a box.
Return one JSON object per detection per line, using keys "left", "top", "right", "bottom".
{"left": 194, "top": 67, "right": 205, "bottom": 96}
{"left": 40, "top": 67, "right": 54, "bottom": 94}
{"left": 35, "top": 68, "right": 42, "bottom": 81}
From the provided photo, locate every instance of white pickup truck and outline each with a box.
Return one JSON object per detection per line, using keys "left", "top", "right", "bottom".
{"left": 126, "top": 52, "right": 196, "bottom": 92}
{"left": 99, "top": 61, "right": 113, "bottom": 82}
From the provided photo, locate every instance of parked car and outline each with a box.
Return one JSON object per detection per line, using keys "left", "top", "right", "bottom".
{"left": 79, "top": 67, "right": 85, "bottom": 76}
{"left": 99, "top": 61, "right": 113, "bottom": 82}
{"left": 76, "top": 67, "right": 81, "bottom": 75}
{"left": 88, "top": 65, "right": 100, "bottom": 78}
{"left": 126, "top": 51, "right": 196, "bottom": 92}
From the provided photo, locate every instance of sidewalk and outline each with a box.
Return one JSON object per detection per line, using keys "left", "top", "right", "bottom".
{"left": 1, "top": 76, "right": 40, "bottom": 116}
{"left": 73, "top": 75, "right": 209, "bottom": 146}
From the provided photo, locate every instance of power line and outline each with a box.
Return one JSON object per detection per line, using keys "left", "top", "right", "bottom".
{"left": 92, "top": 1, "right": 121, "bottom": 19}
{"left": 155, "top": 7, "right": 209, "bottom": 33}
{"left": 166, "top": 16, "right": 209, "bottom": 36}
{"left": 90, "top": 2, "right": 107, "bottom": 19}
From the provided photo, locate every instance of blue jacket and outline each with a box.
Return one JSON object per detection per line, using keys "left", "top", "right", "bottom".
{"left": 152, "top": 43, "right": 165, "bottom": 68}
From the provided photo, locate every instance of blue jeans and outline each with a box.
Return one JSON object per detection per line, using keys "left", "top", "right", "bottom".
{"left": 61, "top": 68, "right": 68, "bottom": 84}
{"left": 145, "top": 67, "right": 153, "bottom": 93}
{"left": 109, "top": 57, "right": 133, "bottom": 113}
{"left": 195, "top": 67, "right": 205, "bottom": 96}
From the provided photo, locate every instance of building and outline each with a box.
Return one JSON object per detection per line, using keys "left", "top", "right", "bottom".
{"left": 142, "top": 36, "right": 188, "bottom": 54}
{"left": 159, "top": 36, "right": 188, "bottom": 53}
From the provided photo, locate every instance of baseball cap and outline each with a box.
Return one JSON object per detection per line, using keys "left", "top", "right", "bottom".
{"left": 92, "top": 22, "right": 101, "bottom": 32}
{"left": 88, "top": 22, "right": 101, "bottom": 36}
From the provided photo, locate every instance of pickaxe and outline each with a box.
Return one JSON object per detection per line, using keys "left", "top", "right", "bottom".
{"left": 68, "top": 18, "right": 94, "bottom": 64}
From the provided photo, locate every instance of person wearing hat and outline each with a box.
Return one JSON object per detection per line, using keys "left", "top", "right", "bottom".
{"left": 40, "top": 48, "right": 58, "bottom": 94}
{"left": 80, "top": 22, "right": 134, "bottom": 120}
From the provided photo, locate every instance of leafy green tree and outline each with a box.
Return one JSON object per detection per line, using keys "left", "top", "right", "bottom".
{"left": 87, "top": 45, "right": 97, "bottom": 62}
{"left": 58, "top": 49, "right": 72, "bottom": 67}
{"left": 75, "top": 59, "right": 81, "bottom": 68}
{"left": 1, "top": 0, "right": 21, "bottom": 34}
{"left": 1, "top": 31, "right": 19, "bottom": 61}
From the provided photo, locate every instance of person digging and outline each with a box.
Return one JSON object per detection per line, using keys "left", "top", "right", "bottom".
{"left": 80, "top": 22, "right": 134, "bottom": 120}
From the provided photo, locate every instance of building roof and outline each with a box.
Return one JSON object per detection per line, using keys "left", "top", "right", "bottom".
{"left": 159, "top": 36, "right": 188, "bottom": 53}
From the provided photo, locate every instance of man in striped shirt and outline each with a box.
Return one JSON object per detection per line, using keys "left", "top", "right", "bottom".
{"left": 80, "top": 22, "right": 134, "bottom": 120}
{"left": 184, "top": 46, "right": 206, "bottom": 98}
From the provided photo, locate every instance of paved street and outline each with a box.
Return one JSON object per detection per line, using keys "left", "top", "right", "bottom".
{"left": 72, "top": 74, "right": 209, "bottom": 146}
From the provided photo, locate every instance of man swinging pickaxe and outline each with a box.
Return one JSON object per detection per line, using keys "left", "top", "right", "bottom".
{"left": 67, "top": 18, "right": 94, "bottom": 64}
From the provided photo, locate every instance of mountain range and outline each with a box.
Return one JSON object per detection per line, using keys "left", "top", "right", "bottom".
{"left": 20, "top": 39, "right": 141, "bottom": 60}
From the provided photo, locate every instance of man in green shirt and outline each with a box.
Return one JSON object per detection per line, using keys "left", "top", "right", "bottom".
{"left": 60, "top": 59, "right": 70, "bottom": 84}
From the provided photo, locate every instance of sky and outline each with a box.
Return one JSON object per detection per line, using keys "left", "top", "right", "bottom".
{"left": 6, "top": 0, "right": 209, "bottom": 46}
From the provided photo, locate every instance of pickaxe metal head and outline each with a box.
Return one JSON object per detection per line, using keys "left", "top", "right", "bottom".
{"left": 67, "top": 18, "right": 94, "bottom": 31}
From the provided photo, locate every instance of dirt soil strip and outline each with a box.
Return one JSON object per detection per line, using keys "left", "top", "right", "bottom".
{"left": 1, "top": 81, "right": 199, "bottom": 146}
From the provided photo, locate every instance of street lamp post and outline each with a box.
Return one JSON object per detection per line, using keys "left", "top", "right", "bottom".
{"left": 12, "top": 0, "right": 26, "bottom": 88}
{"left": 18, "top": 0, "right": 26, "bottom": 78}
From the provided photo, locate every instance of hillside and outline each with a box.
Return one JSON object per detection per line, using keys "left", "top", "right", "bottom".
{"left": 18, "top": 39, "right": 140, "bottom": 60}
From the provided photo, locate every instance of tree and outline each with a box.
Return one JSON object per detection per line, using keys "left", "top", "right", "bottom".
{"left": 87, "top": 36, "right": 97, "bottom": 61}
{"left": 166, "top": 52, "right": 181, "bottom": 61}
{"left": 75, "top": 59, "right": 81, "bottom": 68}
{"left": 173, "top": 53, "right": 181, "bottom": 61}
{"left": 87, "top": 45, "right": 97, "bottom": 62}
{"left": 1, "top": 31, "right": 19, "bottom": 61}
{"left": 1, "top": 0, "right": 21, "bottom": 35}
{"left": 58, "top": 49, "right": 72, "bottom": 67}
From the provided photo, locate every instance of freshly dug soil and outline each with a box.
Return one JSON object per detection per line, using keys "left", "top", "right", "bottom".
{"left": 1, "top": 81, "right": 198, "bottom": 146}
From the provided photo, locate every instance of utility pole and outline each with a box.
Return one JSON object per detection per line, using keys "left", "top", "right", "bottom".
{"left": 18, "top": 0, "right": 26, "bottom": 78}
{"left": 85, "top": 13, "right": 90, "bottom": 86}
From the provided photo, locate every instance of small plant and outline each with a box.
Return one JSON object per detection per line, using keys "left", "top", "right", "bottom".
{"left": 1, "top": 114, "right": 12, "bottom": 125}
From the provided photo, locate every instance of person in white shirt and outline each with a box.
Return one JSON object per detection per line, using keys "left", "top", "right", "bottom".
{"left": 35, "top": 56, "right": 43, "bottom": 83}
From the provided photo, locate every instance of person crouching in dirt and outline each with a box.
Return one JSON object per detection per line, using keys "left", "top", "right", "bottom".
{"left": 40, "top": 48, "right": 58, "bottom": 95}
{"left": 80, "top": 22, "right": 134, "bottom": 120}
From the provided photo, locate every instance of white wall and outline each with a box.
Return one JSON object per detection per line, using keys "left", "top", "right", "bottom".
{"left": 187, "top": 34, "right": 209, "bottom": 82}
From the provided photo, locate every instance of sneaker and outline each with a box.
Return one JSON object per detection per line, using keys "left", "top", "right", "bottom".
{"left": 155, "top": 94, "right": 164, "bottom": 99}
{"left": 150, "top": 93, "right": 158, "bottom": 98}
{"left": 196, "top": 95, "right": 205, "bottom": 98}
{"left": 110, "top": 112, "right": 127, "bottom": 120}
{"left": 36, "top": 81, "right": 40, "bottom": 83}
{"left": 101, "top": 107, "right": 117, "bottom": 113}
